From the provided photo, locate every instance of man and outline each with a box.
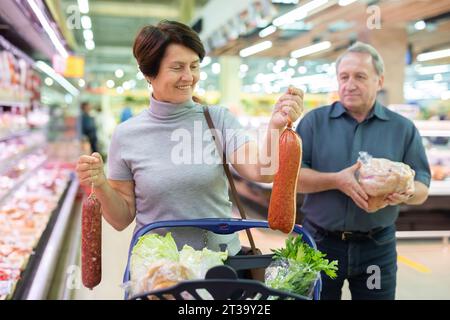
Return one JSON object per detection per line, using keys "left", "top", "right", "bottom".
{"left": 80, "top": 102, "right": 99, "bottom": 153}
{"left": 295, "top": 42, "right": 430, "bottom": 300}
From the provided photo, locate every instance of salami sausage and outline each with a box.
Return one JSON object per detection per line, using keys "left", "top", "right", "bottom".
{"left": 268, "top": 122, "right": 302, "bottom": 233}
{"left": 81, "top": 191, "right": 102, "bottom": 289}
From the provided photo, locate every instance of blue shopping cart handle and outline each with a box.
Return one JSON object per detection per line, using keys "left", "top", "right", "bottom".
{"left": 123, "top": 218, "right": 317, "bottom": 286}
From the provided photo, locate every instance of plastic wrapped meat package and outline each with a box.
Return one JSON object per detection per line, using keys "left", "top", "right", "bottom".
{"left": 357, "top": 152, "right": 415, "bottom": 212}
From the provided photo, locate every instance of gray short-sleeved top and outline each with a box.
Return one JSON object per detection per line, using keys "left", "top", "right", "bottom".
{"left": 296, "top": 101, "right": 431, "bottom": 232}
{"left": 107, "top": 96, "right": 254, "bottom": 255}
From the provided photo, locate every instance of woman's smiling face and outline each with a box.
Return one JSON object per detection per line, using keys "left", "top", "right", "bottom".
{"left": 149, "top": 43, "right": 201, "bottom": 104}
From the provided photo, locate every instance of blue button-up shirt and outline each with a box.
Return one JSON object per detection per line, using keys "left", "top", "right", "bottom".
{"left": 295, "top": 101, "right": 431, "bottom": 232}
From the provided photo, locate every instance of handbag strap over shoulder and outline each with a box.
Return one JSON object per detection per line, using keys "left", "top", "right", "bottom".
{"left": 203, "top": 106, "right": 259, "bottom": 254}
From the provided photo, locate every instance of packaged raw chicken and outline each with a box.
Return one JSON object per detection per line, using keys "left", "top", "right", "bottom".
{"left": 357, "top": 152, "right": 415, "bottom": 212}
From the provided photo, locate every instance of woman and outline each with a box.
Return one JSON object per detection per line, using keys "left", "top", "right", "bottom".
{"left": 76, "top": 20, "right": 303, "bottom": 255}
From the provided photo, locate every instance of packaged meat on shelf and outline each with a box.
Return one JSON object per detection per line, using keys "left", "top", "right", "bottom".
{"left": 0, "top": 164, "right": 72, "bottom": 300}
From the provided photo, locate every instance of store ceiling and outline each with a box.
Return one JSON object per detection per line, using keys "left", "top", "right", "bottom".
{"left": 211, "top": 0, "right": 450, "bottom": 62}
{"left": 54, "top": 0, "right": 450, "bottom": 92}
{"left": 58, "top": 0, "right": 209, "bottom": 88}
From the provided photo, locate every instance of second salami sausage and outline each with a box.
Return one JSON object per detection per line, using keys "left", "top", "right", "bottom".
{"left": 268, "top": 122, "right": 302, "bottom": 234}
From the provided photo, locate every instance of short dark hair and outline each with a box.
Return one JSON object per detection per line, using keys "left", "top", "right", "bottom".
{"left": 133, "top": 20, "right": 206, "bottom": 78}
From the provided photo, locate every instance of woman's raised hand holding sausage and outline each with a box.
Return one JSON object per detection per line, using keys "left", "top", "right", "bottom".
{"left": 270, "top": 86, "right": 304, "bottom": 129}
{"left": 76, "top": 152, "right": 107, "bottom": 188}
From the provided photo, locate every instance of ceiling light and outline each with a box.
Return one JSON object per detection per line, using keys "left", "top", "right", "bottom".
{"left": 85, "top": 40, "right": 95, "bottom": 50}
{"left": 240, "top": 64, "right": 249, "bottom": 73}
{"left": 338, "top": 0, "right": 357, "bottom": 6}
{"left": 115, "top": 69, "right": 124, "bottom": 78}
{"left": 289, "top": 58, "right": 298, "bottom": 66}
{"left": 81, "top": 15, "right": 92, "bottom": 29}
{"left": 276, "top": 59, "right": 286, "bottom": 67}
{"left": 417, "top": 48, "right": 450, "bottom": 62}
{"left": 35, "top": 61, "right": 79, "bottom": 96}
{"left": 116, "top": 86, "right": 124, "bottom": 94}
{"left": 136, "top": 71, "right": 145, "bottom": 80}
{"left": 211, "top": 63, "right": 221, "bottom": 74}
{"left": 414, "top": 20, "right": 426, "bottom": 30}
{"left": 78, "top": 79, "right": 85, "bottom": 87}
{"left": 200, "top": 71, "right": 208, "bottom": 80}
{"left": 106, "top": 80, "right": 115, "bottom": 88}
{"left": 83, "top": 29, "right": 93, "bottom": 41}
{"left": 298, "top": 66, "right": 307, "bottom": 74}
{"left": 77, "top": 0, "right": 89, "bottom": 14}
{"left": 290, "top": 41, "right": 331, "bottom": 58}
{"left": 239, "top": 41, "right": 272, "bottom": 57}
{"left": 122, "top": 81, "right": 131, "bottom": 90}
{"left": 259, "top": 25, "right": 277, "bottom": 38}
{"left": 273, "top": 0, "right": 328, "bottom": 27}
{"left": 44, "top": 77, "right": 53, "bottom": 86}
{"left": 287, "top": 68, "right": 296, "bottom": 76}
{"left": 27, "top": 0, "right": 68, "bottom": 58}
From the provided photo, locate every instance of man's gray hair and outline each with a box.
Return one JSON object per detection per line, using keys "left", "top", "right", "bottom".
{"left": 335, "top": 41, "right": 385, "bottom": 76}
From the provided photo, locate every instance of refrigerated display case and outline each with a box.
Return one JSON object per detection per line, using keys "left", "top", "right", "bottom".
{"left": 0, "top": 127, "right": 79, "bottom": 299}
{"left": 0, "top": 36, "right": 82, "bottom": 300}
{"left": 395, "top": 121, "right": 450, "bottom": 236}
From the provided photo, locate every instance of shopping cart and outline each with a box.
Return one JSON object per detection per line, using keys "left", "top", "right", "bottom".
{"left": 122, "top": 218, "right": 322, "bottom": 300}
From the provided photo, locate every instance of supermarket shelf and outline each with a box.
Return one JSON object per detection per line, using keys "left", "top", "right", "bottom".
{"left": 23, "top": 177, "right": 79, "bottom": 300}
{"left": 9, "top": 176, "right": 78, "bottom": 299}
{"left": 415, "top": 120, "right": 450, "bottom": 137}
{"left": 0, "top": 144, "right": 47, "bottom": 177}
{"left": 0, "top": 157, "right": 48, "bottom": 209}
{"left": 0, "top": 101, "right": 29, "bottom": 108}
{"left": 429, "top": 180, "right": 450, "bottom": 196}
{"left": 0, "top": 129, "right": 31, "bottom": 142}
{"left": 396, "top": 230, "right": 450, "bottom": 241}
{"left": 247, "top": 178, "right": 450, "bottom": 196}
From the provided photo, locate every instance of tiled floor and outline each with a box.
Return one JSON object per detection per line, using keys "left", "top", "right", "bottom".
{"left": 72, "top": 218, "right": 135, "bottom": 300}
{"left": 71, "top": 203, "right": 450, "bottom": 300}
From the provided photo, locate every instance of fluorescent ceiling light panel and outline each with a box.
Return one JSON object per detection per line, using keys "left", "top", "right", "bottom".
{"left": 27, "top": 0, "right": 68, "bottom": 58}
{"left": 35, "top": 61, "right": 79, "bottom": 96}
{"left": 417, "top": 48, "right": 450, "bottom": 62}
{"left": 77, "top": 0, "right": 89, "bottom": 14}
{"left": 240, "top": 41, "right": 273, "bottom": 57}
{"left": 273, "top": 0, "right": 328, "bottom": 27}
{"left": 259, "top": 25, "right": 277, "bottom": 38}
{"left": 290, "top": 41, "right": 331, "bottom": 58}
{"left": 338, "top": 0, "right": 357, "bottom": 6}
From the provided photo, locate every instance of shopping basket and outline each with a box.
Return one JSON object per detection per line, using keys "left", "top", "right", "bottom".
{"left": 122, "top": 218, "right": 322, "bottom": 300}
